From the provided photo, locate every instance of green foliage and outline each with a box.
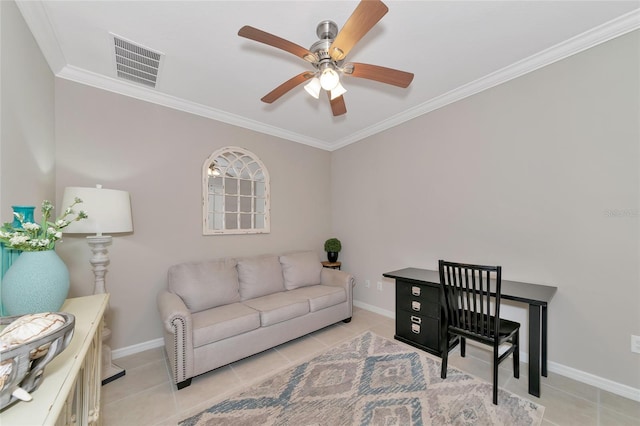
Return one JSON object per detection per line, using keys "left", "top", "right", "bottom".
{"left": 0, "top": 199, "right": 87, "bottom": 251}
{"left": 324, "top": 238, "right": 342, "bottom": 253}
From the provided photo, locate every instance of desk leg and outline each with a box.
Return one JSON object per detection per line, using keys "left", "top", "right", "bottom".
{"left": 542, "top": 305, "right": 548, "bottom": 377}
{"left": 529, "top": 304, "right": 541, "bottom": 397}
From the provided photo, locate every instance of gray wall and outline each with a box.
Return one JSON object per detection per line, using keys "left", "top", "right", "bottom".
{"left": 332, "top": 31, "right": 639, "bottom": 389}
{"left": 54, "top": 79, "right": 332, "bottom": 350}
{"left": 4, "top": 0, "right": 639, "bottom": 393}
{"left": 0, "top": 0, "right": 55, "bottom": 222}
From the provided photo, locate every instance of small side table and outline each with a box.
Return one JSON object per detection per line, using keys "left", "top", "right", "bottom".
{"left": 321, "top": 261, "right": 342, "bottom": 270}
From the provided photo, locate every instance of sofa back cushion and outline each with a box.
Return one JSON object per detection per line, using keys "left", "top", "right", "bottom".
{"left": 280, "top": 251, "right": 323, "bottom": 290}
{"left": 237, "top": 255, "right": 285, "bottom": 300}
{"left": 168, "top": 258, "right": 240, "bottom": 313}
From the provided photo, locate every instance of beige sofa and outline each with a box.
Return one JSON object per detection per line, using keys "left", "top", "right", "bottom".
{"left": 157, "top": 251, "right": 354, "bottom": 389}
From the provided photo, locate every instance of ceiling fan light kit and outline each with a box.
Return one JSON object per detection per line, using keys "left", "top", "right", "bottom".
{"left": 238, "top": 0, "right": 414, "bottom": 116}
{"left": 330, "top": 82, "right": 347, "bottom": 100}
{"left": 304, "top": 77, "right": 321, "bottom": 99}
{"left": 319, "top": 65, "right": 340, "bottom": 91}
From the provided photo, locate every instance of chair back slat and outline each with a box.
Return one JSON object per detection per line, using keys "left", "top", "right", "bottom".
{"left": 444, "top": 265, "right": 455, "bottom": 328}
{"left": 470, "top": 270, "right": 478, "bottom": 334}
{"left": 438, "top": 260, "right": 518, "bottom": 406}
{"left": 439, "top": 260, "right": 502, "bottom": 339}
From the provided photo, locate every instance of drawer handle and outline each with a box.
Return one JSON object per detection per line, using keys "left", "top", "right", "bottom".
{"left": 412, "top": 301, "right": 421, "bottom": 311}
{"left": 410, "top": 315, "right": 421, "bottom": 324}
{"left": 411, "top": 323, "right": 421, "bottom": 334}
{"left": 412, "top": 286, "right": 421, "bottom": 296}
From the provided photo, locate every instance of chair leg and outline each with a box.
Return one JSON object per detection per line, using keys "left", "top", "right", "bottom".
{"left": 513, "top": 331, "right": 520, "bottom": 379}
{"left": 441, "top": 348, "right": 448, "bottom": 379}
{"left": 460, "top": 337, "right": 466, "bottom": 357}
{"left": 493, "top": 346, "right": 499, "bottom": 405}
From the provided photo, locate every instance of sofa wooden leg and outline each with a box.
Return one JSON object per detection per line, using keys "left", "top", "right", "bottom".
{"left": 342, "top": 317, "right": 352, "bottom": 323}
{"left": 177, "top": 378, "right": 192, "bottom": 390}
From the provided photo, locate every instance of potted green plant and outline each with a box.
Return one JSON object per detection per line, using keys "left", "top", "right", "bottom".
{"left": 324, "top": 238, "right": 342, "bottom": 262}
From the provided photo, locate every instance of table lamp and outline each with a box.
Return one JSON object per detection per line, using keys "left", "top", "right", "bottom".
{"left": 61, "top": 184, "right": 133, "bottom": 385}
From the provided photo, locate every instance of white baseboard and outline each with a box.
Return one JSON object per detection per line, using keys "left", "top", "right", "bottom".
{"left": 354, "top": 301, "right": 639, "bottom": 401}
{"left": 112, "top": 305, "right": 640, "bottom": 402}
{"left": 353, "top": 300, "right": 395, "bottom": 319}
{"left": 463, "top": 343, "right": 639, "bottom": 402}
{"left": 112, "top": 337, "right": 164, "bottom": 360}
{"left": 547, "top": 361, "right": 640, "bottom": 402}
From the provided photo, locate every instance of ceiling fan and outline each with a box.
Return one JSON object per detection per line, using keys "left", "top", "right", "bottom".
{"left": 238, "top": 0, "right": 414, "bottom": 116}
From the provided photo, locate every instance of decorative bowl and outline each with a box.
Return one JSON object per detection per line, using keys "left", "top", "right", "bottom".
{"left": 0, "top": 312, "right": 75, "bottom": 410}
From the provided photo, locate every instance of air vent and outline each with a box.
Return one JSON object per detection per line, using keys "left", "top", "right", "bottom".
{"left": 111, "top": 34, "right": 163, "bottom": 88}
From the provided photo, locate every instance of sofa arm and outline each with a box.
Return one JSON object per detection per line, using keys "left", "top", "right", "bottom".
{"left": 321, "top": 268, "right": 355, "bottom": 313}
{"left": 157, "top": 291, "right": 194, "bottom": 386}
{"left": 321, "top": 268, "right": 354, "bottom": 289}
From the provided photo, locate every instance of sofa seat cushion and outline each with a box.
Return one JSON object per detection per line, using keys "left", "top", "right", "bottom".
{"left": 191, "top": 303, "right": 260, "bottom": 347}
{"left": 286, "top": 285, "right": 347, "bottom": 312}
{"left": 280, "top": 251, "right": 323, "bottom": 290}
{"left": 237, "top": 255, "right": 285, "bottom": 301}
{"left": 242, "top": 293, "right": 309, "bottom": 327}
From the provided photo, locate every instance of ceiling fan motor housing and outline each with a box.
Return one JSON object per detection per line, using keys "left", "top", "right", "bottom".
{"left": 316, "top": 20, "right": 338, "bottom": 40}
{"left": 310, "top": 21, "right": 342, "bottom": 70}
{"left": 237, "top": 0, "right": 413, "bottom": 117}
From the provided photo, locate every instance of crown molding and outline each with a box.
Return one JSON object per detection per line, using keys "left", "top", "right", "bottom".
{"left": 15, "top": 0, "right": 66, "bottom": 74}
{"left": 56, "top": 65, "right": 330, "bottom": 150}
{"left": 17, "top": 2, "right": 640, "bottom": 152}
{"left": 328, "top": 8, "right": 640, "bottom": 151}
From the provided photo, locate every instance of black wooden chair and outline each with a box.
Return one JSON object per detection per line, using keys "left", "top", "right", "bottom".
{"left": 438, "top": 260, "right": 520, "bottom": 405}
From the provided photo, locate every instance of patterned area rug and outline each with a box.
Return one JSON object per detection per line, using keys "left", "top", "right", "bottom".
{"left": 180, "top": 332, "right": 544, "bottom": 425}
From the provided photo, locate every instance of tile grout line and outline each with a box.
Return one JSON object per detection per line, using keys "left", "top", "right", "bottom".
{"left": 102, "top": 356, "right": 172, "bottom": 407}
{"left": 103, "top": 316, "right": 640, "bottom": 425}
{"left": 596, "top": 388, "right": 601, "bottom": 425}
{"left": 164, "top": 353, "right": 181, "bottom": 425}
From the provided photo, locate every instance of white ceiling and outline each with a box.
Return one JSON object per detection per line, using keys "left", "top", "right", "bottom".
{"left": 17, "top": 1, "right": 640, "bottom": 151}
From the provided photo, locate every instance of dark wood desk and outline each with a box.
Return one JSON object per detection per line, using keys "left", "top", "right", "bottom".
{"left": 383, "top": 267, "right": 557, "bottom": 398}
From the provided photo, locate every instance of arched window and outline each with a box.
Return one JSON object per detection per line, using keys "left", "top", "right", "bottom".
{"left": 203, "top": 147, "right": 270, "bottom": 235}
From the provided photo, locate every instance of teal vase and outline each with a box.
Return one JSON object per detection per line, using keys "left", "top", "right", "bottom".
{"left": 11, "top": 205, "right": 36, "bottom": 228}
{"left": 1, "top": 250, "right": 70, "bottom": 315}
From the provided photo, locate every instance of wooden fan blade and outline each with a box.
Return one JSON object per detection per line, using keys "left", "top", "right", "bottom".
{"left": 239, "top": 26, "right": 318, "bottom": 63}
{"left": 329, "top": 0, "right": 388, "bottom": 61}
{"left": 345, "top": 62, "right": 414, "bottom": 88}
{"left": 327, "top": 92, "right": 347, "bottom": 116}
{"left": 261, "top": 72, "right": 315, "bottom": 104}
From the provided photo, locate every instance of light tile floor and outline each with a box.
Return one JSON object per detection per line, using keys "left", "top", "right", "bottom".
{"left": 102, "top": 308, "right": 640, "bottom": 425}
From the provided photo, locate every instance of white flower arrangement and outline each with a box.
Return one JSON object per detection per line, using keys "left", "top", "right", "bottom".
{"left": 0, "top": 199, "right": 88, "bottom": 252}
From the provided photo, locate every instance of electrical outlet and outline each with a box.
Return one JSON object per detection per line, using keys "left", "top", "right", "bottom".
{"left": 632, "top": 335, "right": 640, "bottom": 354}
{"left": 377, "top": 281, "right": 383, "bottom": 291}
{"left": 365, "top": 280, "right": 371, "bottom": 289}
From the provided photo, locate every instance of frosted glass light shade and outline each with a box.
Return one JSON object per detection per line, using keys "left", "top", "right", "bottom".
{"left": 207, "top": 163, "right": 221, "bottom": 176}
{"left": 320, "top": 68, "right": 339, "bottom": 91}
{"left": 304, "top": 77, "right": 321, "bottom": 99}
{"left": 61, "top": 185, "right": 133, "bottom": 235}
{"left": 330, "top": 82, "right": 347, "bottom": 100}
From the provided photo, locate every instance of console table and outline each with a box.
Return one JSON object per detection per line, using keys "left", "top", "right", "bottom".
{"left": 383, "top": 267, "right": 557, "bottom": 398}
{"left": 0, "top": 294, "right": 109, "bottom": 425}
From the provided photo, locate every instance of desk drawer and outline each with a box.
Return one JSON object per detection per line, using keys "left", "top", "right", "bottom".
{"left": 396, "top": 311, "right": 439, "bottom": 350}
{"left": 397, "top": 298, "right": 439, "bottom": 318}
{"left": 397, "top": 280, "right": 439, "bottom": 303}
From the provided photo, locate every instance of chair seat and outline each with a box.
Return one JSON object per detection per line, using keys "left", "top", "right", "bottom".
{"left": 449, "top": 312, "right": 519, "bottom": 341}
{"left": 438, "top": 260, "right": 520, "bottom": 405}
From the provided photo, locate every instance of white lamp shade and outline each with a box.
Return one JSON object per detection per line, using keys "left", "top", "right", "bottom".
{"left": 319, "top": 68, "right": 340, "bottom": 91}
{"left": 304, "top": 77, "right": 321, "bottom": 99}
{"left": 61, "top": 186, "right": 133, "bottom": 235}
{"left": 330, "top": 82, "right": 347, "bottom": 100}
